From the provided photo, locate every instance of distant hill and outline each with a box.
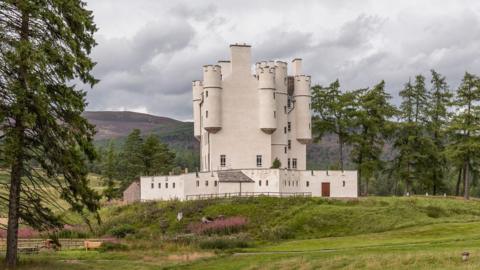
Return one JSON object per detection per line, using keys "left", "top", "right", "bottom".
{"left": 83, "top": 111, "right": 352, "bottom": 170}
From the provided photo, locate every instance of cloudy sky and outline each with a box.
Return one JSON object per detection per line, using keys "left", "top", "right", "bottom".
{"left": 84, "top": 0, "right": 480, "bottom": 121}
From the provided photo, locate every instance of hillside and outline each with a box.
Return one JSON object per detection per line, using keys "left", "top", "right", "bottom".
{"left": 18, "top": 196, "right": 480, "bottom": 269}
{"left": 83, "top": 111, "right": 349, "bottom": 170}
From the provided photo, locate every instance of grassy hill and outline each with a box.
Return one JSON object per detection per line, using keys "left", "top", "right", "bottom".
{"left": 16, "top": 196, "right": 480, "bottom": 269}
{"left": 83, "top": 111, "right": 349, "bottom": 170}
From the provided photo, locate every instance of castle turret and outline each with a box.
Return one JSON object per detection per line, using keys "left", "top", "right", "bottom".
{"left": 203, "top": 65, "right": 222, "bottom": 133}
{"left": 192, "top": 80, "right": 203, "bottom": 139}
{"left": 294, "top": 74, "right": 312, "bottom": 144}
{"left": 258, "top": 66, "right": 277, "bottom": 134}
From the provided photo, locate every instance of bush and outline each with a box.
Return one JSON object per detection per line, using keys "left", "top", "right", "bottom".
{"left": 198, "top": 235, "right": 251, "bottom": 250}
{"left": 424, "top": 205, "right": 446, "bottom": 218}
{"left": 109, "top": 224, "right": 136, "bottom": 238}
{"left": 188, "top": 216, "right": 248, "bottom": 235}
{"left": 98, "top": 242, "right": 128, "bottom": 252}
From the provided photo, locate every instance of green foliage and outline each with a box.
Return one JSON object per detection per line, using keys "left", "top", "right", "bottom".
{"left": 98, "top": 242, "right": 129, "bottom": 252}
{"left": 142, "top": 134, "right": 175, "bottom": 176}
{"left": 271, "top": 158, "right": 281, "bottom": 169}
{"left": 311, "top": 80, "right": 357, "bottom": 171}
{"left": 109, "top": 224, "right": 137, "bottom": 238}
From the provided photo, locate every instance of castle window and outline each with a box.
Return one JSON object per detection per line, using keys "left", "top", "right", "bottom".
{"left": 206, "top": 110, "right": 208, "bottom": 118}
{"left": 287, "top": 158, "right": 291, "bottom": 169}
{"left": 284, "top": 147, "right": 287, "bottom": 154}
{"left": 256, "top": 155, "right": 262, "bottom": 167}
{"left": 284, "top": 126, "right": 287, "bottom": 134}
{"left": 196, "top": 180, "right": 199, "bottom": 187}
{"left": 288, "top": 140, "right": 291, "bottom": 150}
{"left": 214, "top": 181, "right": 218, "bottom": 187}
{"left": 259, "top": 180, "right": 262, "bottom": 186}
{"left": 292, "top": 158, "right": 297, "bottom": 169}
{"left": 288, "top": 122, "right": 291, "bottom": 132}
{"left": 220, "top": 155, "right": 226, "bottom": 167}
{"left": 288, "top": 98, "right": 291, "bottom": 108}
{"left": 274, "top": 111, "right": 276, "bottom": 118}
{"left": 296, "top": 181, "right": 298, "bottom": 186}
{"left": 306, "top": 181, "right": 310, "bottom": 187}
{"left": 205, "top": 181, "right": 209, "bottom": 187}
{"left": 343, "top": 181, "right": 346, "bottom": 187}
{"left": 266, "top": 180, "right": 269, "bottom": 186}
{"left": 158, "top": 183, "right": 161, "bottom": 189}
{"left": 165, "top": 183, "right": 169, "bottom": 189}
{"left": 288, "top": 181, "right": 291, "bottom": 186}
{"left": 173, "top": 182, "right": 176, "bottom": 189}
{"left": 273, "top": 92, "right": 276, "bottom": 99}
{"left": 284, "top": 106, "right": 287, "bottom": 114}
{"left": 206, "top": 91, "right": 208, "bottom": 97}
{"left": 151, "top": 183, "right": 154, "bottom": 189}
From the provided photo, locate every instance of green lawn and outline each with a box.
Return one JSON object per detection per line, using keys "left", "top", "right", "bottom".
{"left": 13, "top": 197, "right": 480, "bottom": 270}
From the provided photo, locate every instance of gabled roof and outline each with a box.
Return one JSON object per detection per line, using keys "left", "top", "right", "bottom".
{"left": 218, "top": 170, "right": 255, "bottom": 183}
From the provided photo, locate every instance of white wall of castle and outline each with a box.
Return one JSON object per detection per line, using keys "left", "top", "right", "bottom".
{"left": 140, "top": 169, "right": 357, "bottom": 201}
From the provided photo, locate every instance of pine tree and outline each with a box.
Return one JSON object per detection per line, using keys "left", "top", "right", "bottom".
{"left": 350, "top": 81, "right": 396, "bottom": 195}
{"left": 311, "top": 80, "right": 356, "bottom": 171}
{"left": 101, "top": 140, "right": 118, "bottom": 200}
{"left": 425, "top": 70, "right": 452, "bottom": 194}
{"left": 142, "top": 134, "right": 175, "bottom": 176}
{"left": 446, "top": 72, "right": 480, "bottom": 200}
{"left": 118, "top": 129, "right": 145, "bottom": 189}
{"left": 393, "top": 75, "right": 430, "bottom": 194}
{"left": 0, "top": 1, "right": 99, "bottom": 266}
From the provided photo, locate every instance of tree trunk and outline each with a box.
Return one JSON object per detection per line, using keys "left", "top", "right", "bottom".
{"left": 455, "top": 168, "right": 462, "bottom": 196}
{"left": 339, "top": 134, "right": 344, "bottom": 172}
{"left": 6, "top": 123, "right": 24, "bottom": 268}
{"left": 464, "top": 161, "right": 470, "bottom": 200}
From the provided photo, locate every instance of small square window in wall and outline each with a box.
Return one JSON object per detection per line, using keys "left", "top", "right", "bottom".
{"left": 284, "top": 127, "right": 287, "bottom": 134}
{"left": 151, "top": 183, "right": 154, "bottom": 189}
{"left": 165, "top": 183, "right": 168, "bottom": 189}
{"left": 259, "top": 180, "right": 262, "bottom": 186}
{"left": 205, "top": 181, "right": 209, "bottom": 187}
{"left": 343, "top": 181, "right": 346, "bottom": 187}
{"left": 196, "top": 180, "right": 199, "bottom": 187}
{"left": 306, "top": 181, "right": 310, "bottom": 187}
{"left": 266, "top": 180, "right": 269, "bottom": 186}
{"left": 173, "top": 182, "right": 176, "bottom": 189}
{"left": 214, "top": 181, "right": 218, "bottom": 187}
{"left": 158, "top": 183, "right": 161, "bottom": 189}
{"left": 284, "top": 147, "right": 287, "bottom": 154}
{"left": 292, "top": 158, "right": 297, "bottom": 169}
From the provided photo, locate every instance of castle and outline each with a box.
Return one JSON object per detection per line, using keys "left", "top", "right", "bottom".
{"left": 131, "top": 44, "right": 357, "bottom": 202}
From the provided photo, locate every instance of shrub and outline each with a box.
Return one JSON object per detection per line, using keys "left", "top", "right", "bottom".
{"left": 198, "top": 235, "right": 251, "bottom": 250}
{"left": 109, "top": 224, "right": 136, "bottom": 238}
{"left": 424, "top": 205, "right": 446, "bottom": 218}
{"left": 188, "top": 216, "right": 248, "bottom": 235}
{"left": 98, "top": 242, "right": 128, "bottom": 252}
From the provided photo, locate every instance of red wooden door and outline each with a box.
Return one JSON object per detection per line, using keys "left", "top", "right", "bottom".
{"left": 322, "top": 182, "right": 330, "bottom": 197}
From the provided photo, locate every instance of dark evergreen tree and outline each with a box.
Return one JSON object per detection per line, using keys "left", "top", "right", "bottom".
{"left": 118, "top": 129, "right": 144, "bottom": 189}
{"left": 0, "top": 0, "right": 99, "bottom": 266}
{"left": 446, "top": 73, "right": 480, "bottom": 200}
{"left": 311, "top": 80, "right": 356, "bottom": 171}
{"left": 350, "top": 81, "right": 396, "bottom": 195}
{"left": 142, "top": 134, "right": 175, "bottom": 176}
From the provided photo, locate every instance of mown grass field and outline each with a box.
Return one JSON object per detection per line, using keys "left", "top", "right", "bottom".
{"left": 7, "top": 196, "right": 480, "bottom": 269}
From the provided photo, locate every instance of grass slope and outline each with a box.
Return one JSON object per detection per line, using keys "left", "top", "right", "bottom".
{"left": 13, "top": 196, "right": 480, "bottom": 269}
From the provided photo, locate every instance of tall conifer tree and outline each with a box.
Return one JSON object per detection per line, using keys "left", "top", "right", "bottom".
{"left": 0, "top": 0, "right": 99, "bottom": 266}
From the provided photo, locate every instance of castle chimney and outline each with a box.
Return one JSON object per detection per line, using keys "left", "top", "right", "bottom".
{"left": 292, "top": 58, "right": 302, "bottom": 75}
{"left": 230, "top": 43, "right": 251, "bottom": 76}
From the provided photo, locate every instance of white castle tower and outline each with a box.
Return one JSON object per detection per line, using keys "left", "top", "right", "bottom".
{"left": 192, "top": 44, "right": 312, "bottom": 172}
